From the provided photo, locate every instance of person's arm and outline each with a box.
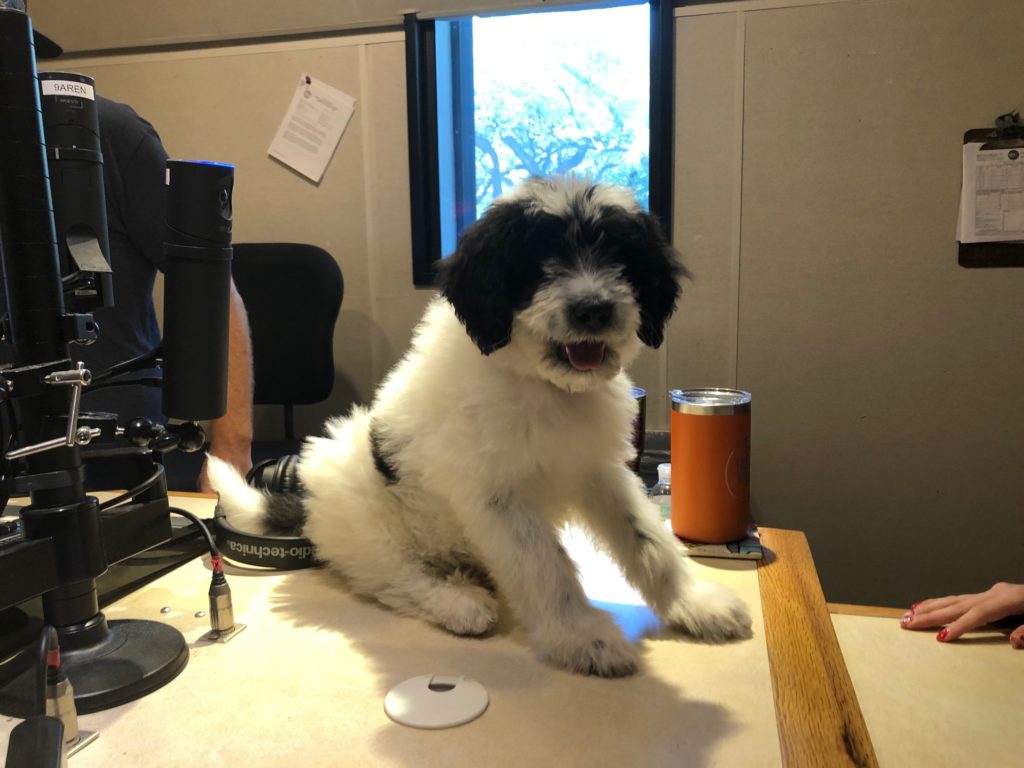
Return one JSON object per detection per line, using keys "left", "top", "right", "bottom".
{"left": 900, "top": 582, "right": 1024, "bottom": 648}
{"left": 199, "top": 280, "right": 253, "bottom": 492}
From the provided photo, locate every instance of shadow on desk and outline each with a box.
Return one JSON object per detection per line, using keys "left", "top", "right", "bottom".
{"left": 256, "top": 567, "right": 744, "bottom": 767}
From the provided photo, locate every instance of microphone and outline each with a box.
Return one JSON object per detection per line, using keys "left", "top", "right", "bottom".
{"left": 161, "top": 159, "right": 234, "bottom": 421}
{"left": 37, "top": 71, "right": 114, "bottom": 312}
{"left": 0, "top": 8, "right": 67, "bottom": 368}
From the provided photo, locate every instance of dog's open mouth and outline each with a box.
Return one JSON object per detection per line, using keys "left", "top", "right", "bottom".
{"left": 563, "top": 341, "right": 606, "bottom": 371}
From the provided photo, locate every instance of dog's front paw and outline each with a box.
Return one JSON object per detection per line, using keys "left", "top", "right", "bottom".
{"left": 663, "top": 579, "right": 753, "bottom": 643}
{"left": 435, "top": 585, "right": 499, "bottom": 637}
{"left": 538, "top": 613, "right": 639, "bottom": 677}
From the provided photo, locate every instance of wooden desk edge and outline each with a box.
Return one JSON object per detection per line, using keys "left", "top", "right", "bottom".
{"left": 757, "top": 528, "right": 878, "bottom": 768}
{"left": 827, "top": 603, "right": 905, "bottom": 619}
{"left": 165, "top": 490, "right": 218, "bottom": 499}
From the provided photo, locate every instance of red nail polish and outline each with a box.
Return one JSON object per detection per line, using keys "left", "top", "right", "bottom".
{"left": 936, "top": 628, "right": 949, "bottom": 642}
{"left": 911, "top": 601, "right": 922, "bottom": 610}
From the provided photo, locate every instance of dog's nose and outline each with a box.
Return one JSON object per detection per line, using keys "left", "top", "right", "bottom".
{"left": 568, "top": 300, "right": 615, "bottom": 333}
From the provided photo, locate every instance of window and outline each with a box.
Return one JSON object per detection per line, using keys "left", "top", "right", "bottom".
{"left": 406, "top": 1, "right": 674, "bottom": 285}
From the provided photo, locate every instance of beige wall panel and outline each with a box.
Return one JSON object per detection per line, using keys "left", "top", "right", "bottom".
{"left": 633, "top": 11, "right": 745, "bottom": 433}
{"left": 625, "top": 347, "right": 665, "bottom": 432}
{"left": 55, "top": 34, "right": 403, "bottom": 441}
{"left": 362, "top": 42, "right": 436, "bottom": 381}
{"left": 29, "top": 0, "right": 603, "bottom": 54}
{"left": 671, "top": 12, "right": 742, "bottom": 410}
{"left": 739, "top": 0, "right": 1024, "bottom": 605}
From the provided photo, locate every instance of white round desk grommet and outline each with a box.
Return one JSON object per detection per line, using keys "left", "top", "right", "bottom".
{"left": 384, "top": 674, "right": 489, "bottom": 729}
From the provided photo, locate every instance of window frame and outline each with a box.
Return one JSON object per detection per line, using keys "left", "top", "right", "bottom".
{"left": 405, "top": 1, "right": 675, "bottom": 287}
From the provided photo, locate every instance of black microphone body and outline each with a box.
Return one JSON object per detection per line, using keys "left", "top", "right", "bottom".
{"left": 38, "top": 70, "right": 113, "bottom": 311}
{"left": 161, "top": 159, "right": 234, "bottom": 422}
{"left": 0, "top": 9, "right": 67, "bottom": 368}
{"left": 0, "top": 9, "right": 82, "bottom": 494}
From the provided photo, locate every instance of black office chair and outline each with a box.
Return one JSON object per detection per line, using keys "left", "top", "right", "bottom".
{"left": 232, "top": 242, "right": 344, "bottom": 456}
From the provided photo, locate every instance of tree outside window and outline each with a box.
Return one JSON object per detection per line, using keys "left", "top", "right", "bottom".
{"left": 471, "top": 5, "right": 650, "bottom": 215}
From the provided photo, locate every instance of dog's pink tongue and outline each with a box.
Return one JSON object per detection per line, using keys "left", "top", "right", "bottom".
{"left": 565, "top": 342, "right": 606, "bottom": 371}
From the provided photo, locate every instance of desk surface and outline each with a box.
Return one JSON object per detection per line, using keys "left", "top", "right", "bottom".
{"left": 763, "top": 529, "right": 1022, "bottom": 768}
{"left": 830, "top": 606, "right": 1021, "bottom": 767}
{"left": 0, "top": 499, "right": 1015, "bottom": 767}
{"left": 60, "top": 504, "right": 780, "bottom": 768}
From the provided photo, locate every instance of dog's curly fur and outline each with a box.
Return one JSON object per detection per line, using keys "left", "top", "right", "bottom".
{"left": 208, "top": 176, "right": 752, "bottom": 677}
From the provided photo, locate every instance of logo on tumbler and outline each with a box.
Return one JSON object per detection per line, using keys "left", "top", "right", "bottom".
{"left": 725, "top": 438, "right": 751, "bottom": 499}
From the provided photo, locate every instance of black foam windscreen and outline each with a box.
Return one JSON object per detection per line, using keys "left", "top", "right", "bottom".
{"left": 161, "top": 159, "right": 234, "bottom": 421}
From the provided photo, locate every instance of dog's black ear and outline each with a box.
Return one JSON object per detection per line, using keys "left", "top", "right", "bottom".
{"left": 626, "top": 212, "right": 689, "bottom": 349}
{"left": 439, "top": 200, "right": 548, "bottom": 355}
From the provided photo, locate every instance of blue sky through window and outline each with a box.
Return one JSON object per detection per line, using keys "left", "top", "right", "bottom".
{"left": 469, "top": 3, "right": 651, "bottom": 215}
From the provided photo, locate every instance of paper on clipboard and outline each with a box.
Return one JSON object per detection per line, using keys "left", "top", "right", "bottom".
{"left": 958, "top": 142, "right": 1024, "bottom": 243}
{"left": 268, "top": 76, "right": 356, "bottom": 183}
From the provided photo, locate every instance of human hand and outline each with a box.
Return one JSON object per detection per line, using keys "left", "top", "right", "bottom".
{"left": 900, "top": 582, "right": 1024, "bottom": 648}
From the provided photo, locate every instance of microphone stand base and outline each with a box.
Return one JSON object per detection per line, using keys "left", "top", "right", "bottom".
{"left": 0, "top": 618, "right": 188, "bottom": 717}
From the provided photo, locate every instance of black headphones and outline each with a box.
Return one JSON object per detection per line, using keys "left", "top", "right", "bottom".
{"left": 210, "top": 454, "right": 318, "bottom": 570}
{"left": 246, "top": 453, "right": 303, "bottom": 495}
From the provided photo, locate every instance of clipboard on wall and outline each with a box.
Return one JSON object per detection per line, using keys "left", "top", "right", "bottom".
{"left": 958, "top": 113, "right": 1024, "bottom": 268}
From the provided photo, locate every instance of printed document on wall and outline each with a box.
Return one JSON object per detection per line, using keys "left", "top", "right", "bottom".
{"left": 268, "top": 76, "right": 356, "bottom": 183}
{"left": 958, "top": 143, "right": 1024, "bottom": 243}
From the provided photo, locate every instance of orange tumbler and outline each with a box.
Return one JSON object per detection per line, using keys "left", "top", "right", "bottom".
{"left": 669, "top": 388, "right": 751, "bottom": 544}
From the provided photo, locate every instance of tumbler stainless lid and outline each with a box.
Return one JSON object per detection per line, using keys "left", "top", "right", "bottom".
{"left": 670, "top": 388, "right": 751, "bottom": 415}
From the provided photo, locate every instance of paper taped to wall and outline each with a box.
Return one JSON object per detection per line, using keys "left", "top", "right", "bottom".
{"left": 958, "top": 142, "right": 1024, "bottom": 243}
{"left": 268, "top": 75, "right": 356, "bottom": 183}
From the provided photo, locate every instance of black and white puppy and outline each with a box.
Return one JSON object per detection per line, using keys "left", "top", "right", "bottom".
{"left": 208, "top": 176, "right": 752, "bottom": 677}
